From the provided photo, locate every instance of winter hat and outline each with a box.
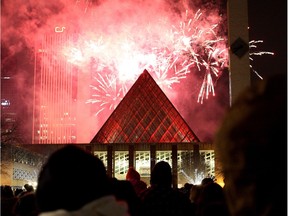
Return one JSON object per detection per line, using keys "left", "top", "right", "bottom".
{"left": 126, "top": 167, "right": 140, "bottom": 181}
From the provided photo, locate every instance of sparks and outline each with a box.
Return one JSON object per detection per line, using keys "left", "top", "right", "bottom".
{"left": 58, "top": 7, "right": 272, "bottom": 115}
{"left": 86, "top": 72, "right": 126, "bottom": 116}
{"left": 171, "top": 10, "right": 228, "bottom": 104}
{"left": 249, "top": 40, "right": 274, "bottom": 79}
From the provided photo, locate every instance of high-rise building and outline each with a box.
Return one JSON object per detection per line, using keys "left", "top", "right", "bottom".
{"left": 32, "top": 31, "right": 79, "bottom": 144}
{"left": 1, "top": 72, "right": 32, "bottom": 144}
{"left": 1, "top": 75, "right": 18, "bottom": 141}
{"left": 32, "top": 0, "right": 97, "bottom": 144}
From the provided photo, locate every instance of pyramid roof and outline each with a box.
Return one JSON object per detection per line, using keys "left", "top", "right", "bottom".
{"left": 90, "top": 70, "right": 200, "bottom": 144}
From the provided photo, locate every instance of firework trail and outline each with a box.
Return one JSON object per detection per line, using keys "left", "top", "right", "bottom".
{"left": 249, "top": 40, "right": 274, "bottom": 79}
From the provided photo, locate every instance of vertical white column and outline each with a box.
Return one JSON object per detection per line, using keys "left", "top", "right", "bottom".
{"left": 227, "top": 0, "right": 250, "bottom": 105}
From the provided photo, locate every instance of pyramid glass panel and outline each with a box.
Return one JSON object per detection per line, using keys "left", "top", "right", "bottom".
{"left": 91, "top": 70, "right": 200, "bottom": 144}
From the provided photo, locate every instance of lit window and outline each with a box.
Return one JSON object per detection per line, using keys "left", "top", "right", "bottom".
{"left": 1, "top": 99, "right": 10, "bottom": 106}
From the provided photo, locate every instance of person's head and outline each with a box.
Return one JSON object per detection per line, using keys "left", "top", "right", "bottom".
{"left": 184, "top": 183, "right": 193, "bottom": 190}
{"left": 197, "top": 183, "right": 229, "bottom": 216}
{"left": 189, "top": 184, "right": 203, "bottom": 204}
{"left": 199, "top": 182, "right": 225, "bottom": 203}
{"left": 201, "top": 177, "right": 214, "bottom": 186}
{"left": 1, "top": 185, "right": 14, "bottom": 198}
{"left": 36, "top": 145, "right": 112, "bottom": 212}
{"left": 13, "top": 192, "right": 39, "bottom": 216}
{"left": 150, "top": 161, "right": 172, "bottom": 187}
{"left": 126, "top": 167, "right": 140, "bottom": 181}
{"left": 24, "top": 184, "right": 34, "bottom": 193}
{"left": 215, "top": 74, "right": 286, "bottom": 216}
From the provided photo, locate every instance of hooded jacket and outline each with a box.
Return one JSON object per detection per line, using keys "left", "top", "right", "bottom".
{"left": 126, "top": 167, "right": 147, "bottom": 196}
{"left": 38, "top": 195, "right": 129, "bottom": 216}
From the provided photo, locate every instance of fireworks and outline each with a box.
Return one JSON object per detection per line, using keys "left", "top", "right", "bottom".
{"left": 160, "top": 9, "right": 228, "bottom": 104}
{"left": 249, "top": 40, "right": 274, "bottom": 79}
{"left": 86, "top": 73, "right": 126, "bottom": 116}
{"left": 79, "top": 9, "right": 229, "bottom": 112}
{"left": 59, "top": 7, "right": 272, "bottom": 115}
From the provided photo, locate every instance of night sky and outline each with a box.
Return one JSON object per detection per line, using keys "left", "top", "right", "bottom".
{"left": 248, "top": 0, "right": 287, "bottom": 82}
{"left": 1, "top": 0, "right": 286, "bottom": 143}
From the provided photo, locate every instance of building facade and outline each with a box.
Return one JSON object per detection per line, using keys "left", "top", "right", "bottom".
{"left": 32, "top": 31, "right": 79, "bottom": 144}
{"left": 90, "top": 70, "right": 216, "bottom": 187}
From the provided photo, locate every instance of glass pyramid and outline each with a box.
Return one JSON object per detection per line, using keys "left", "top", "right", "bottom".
{"left": 90, "top": 70, "right": 200, "bottom": 144}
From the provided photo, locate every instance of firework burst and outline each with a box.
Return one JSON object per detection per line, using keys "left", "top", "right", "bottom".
{"left": 86, "top": 72, "right": 127, "bottom": 116}
{"left": 83, "top": 8, "right": 229, "bottom": 112}
{"left": 61, "top": 7, "right": 272, "bottom": 115}
{"left": 170, "top": 10, "right": 228, "bottom": 103}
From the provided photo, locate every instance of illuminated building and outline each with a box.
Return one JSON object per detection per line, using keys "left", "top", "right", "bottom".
{"left": 1, "top": 0, "right": 263, "bottom": 188}
{"left": 1, "top": 73, "right": 31, "bottom": 143}
{"left": 2, "top": 70, "right": 215, "bottom": 187}
{"left": 32, "top": 30, "right": 79, "bottom": 144}
{"left": 91, "top": 70, "right": 215, "bottom": 187}
{"left": 1, "top": 76, "right": 17, "bottom": 137}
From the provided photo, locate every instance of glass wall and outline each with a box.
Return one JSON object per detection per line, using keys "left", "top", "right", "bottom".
{"left": 93, "top": 144, "right": 215, "bottom": 187}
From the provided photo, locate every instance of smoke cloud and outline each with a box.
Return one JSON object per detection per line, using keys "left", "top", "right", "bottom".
{"left": 1, "top": 0, "right": 228, "bottom": 143}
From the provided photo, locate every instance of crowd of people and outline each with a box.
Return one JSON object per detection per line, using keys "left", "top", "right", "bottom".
{"left": 1, "top": 73, "right": 286, "bottom": 216}
{"left": 1, "top": 184, "right": 37, "bottom": 216}
{"left": 1, "top": 155, "right": 227, "bottom": 216}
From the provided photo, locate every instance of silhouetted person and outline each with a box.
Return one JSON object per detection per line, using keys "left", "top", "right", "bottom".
{"left": 179, "top": 183, "right": 193, "bottom": 199}
{"left": 19, "top": 184, "right": 35, "bottom": 198}
{"left": 189, "top": 184, "right": 203, "bottom": 215}
{"left": 214, "top": 74, "right": 287, "bottom": 216}
{"left": 35, "top": 145, "right": 129, "bottom": 216}
{"left": 111, "top": 178, "right": 141, "bottom": 216}
{"left": 126, "top": 167, "right": 147, "bottom": 197}
{"left": 13, "top": 192, "right": 39, "bottom": 216}
{"left": 196, "top": 182, "right": 230, "bottom": 216}
{"left": 24, "top": 184, "right": 34, "bottom": 193}
{"left": 200, "top": 177, "right": 214, "bottom": 186}
{"left": 15, "top": 188, "right": 24, "bottom": 197}
{"left": 1, "top": 185, "right": 18, "bottom": 216}
{"left": 139, "top": 161, "right": 194, "bottom": 216}
{"left": 189, "top": 184, "right": 202, "bottom": 204}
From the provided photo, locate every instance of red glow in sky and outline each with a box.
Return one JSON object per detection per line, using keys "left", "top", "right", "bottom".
{"left": 2, "top": 0, "right": 230, "bottom": 143}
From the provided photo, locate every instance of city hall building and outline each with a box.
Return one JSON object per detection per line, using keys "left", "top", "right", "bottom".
{"left": 89, "top": 70, "right": 215, "bottom": 187}
{"left": 2, "top": 70, "right": 215, "bottom": 188}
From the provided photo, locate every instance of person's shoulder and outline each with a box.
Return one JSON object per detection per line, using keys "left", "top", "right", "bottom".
{"left": 136, "top": 180, "right": 147, "bottom": 188}
{"left": 139, "top": 186, "right": 154, "bottom": 199}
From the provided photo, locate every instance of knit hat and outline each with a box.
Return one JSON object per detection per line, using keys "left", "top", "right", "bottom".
{"left": 126, "top": 167, "right": 140, "bottom": 181}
